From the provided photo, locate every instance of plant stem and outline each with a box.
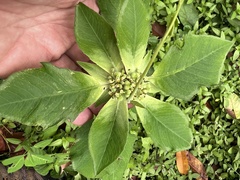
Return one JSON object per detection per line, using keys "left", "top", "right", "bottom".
{"left": 127, "top": 0, "right": 184, "bottom": 102}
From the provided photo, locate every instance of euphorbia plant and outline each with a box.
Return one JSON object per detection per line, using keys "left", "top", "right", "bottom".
{"left": 0, "top": 0, "right": 233, "bottom": 178}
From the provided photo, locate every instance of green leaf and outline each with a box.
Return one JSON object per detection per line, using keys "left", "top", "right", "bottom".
{"left": 179, "top": 3, "right": 198, "bottom": 26}
{"left": 227, "top": 18, "right": 240, "bottom": 27}
{"left": 34, "top": 164, "right": 53, "bottom": 176}
{"left": 70, "top": 120, "right": 95, "bottom": 178}
{"left": 25, "top": 153, "right": 54, "bottom": 167}
{"left": 0, "top": 63, "right": 103, "bottom": 128}
{"left": 98, "top": 0, "right": 124, "bottom": 29}
{"left": 141, "top": 137, "right": 153, "bottom": 162}
{"left": 49, "top": 139, "right": 62, "bottom": 147}
{"left": 2, "top": 155, "right": 25, "bottom": 173}
{"left": 98, "top": 134, "right": 136, "bottom": 180}
{"left": 42, "top": 125, "right": 58, "bottom": 139}
{"left": 78, "top": 61, "right": 109, "bottom": 85}
{"left": 136, "top": 96, "right": 192, "bottom": 151}
{"left": 116, "top": 0, "right": 150, "bottom": 72}
{"left": 75, "top": 3, "right": 123, "bottom": 72}
{"left": 71, "top": 122, "right": 135, "bottom": 179}
{"left": 55, "top": 153, "right": 70, "bottom": 165}
{"left": 150, "top": 34, "right": 233, "bottom": 100}
{"left": 5, "top": 138, "right": 22, "bottom": 145}
{"left": 89, "top": 98, "right": 129, "bottom": 175}
{"left": 33, "top": 139, "right": 53, "bottom": 149}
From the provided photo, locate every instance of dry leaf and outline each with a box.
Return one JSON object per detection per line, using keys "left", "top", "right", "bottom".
{"left": 197, "top": 176, "right": 209, "bottom": 180}
{"left": 0, "top": 135, "right": 7, "bottom": 152}
{"left": 176, "top": 150, "right": 189, "bottom": 175}
{"left": 187, "top": 151, "right": 208, "bottom": 180}
{"left": 0, "top": 127, "right": 24, "bottom": 155}
{"left": 225, "top": 109, "right": 236, "bottom": 119}
{"left": 224, "top": 93, "right": 240, "bottom": 119}
{"left": 152, "top": 22, "right": 166, "bottom": 38}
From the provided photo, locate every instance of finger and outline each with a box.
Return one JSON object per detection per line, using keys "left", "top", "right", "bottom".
{"left": 88, "top": 104, "right": 103, "bottom": 115}
{"left": 65, "top": 43, "right": 90, "bottom": 62}
{"left": 72, "top": 103, "right": 103, "bottom": 126}
{"left": 80, "top": 0, "right": 99, "bottom": 12}
{"left": 51, "top": 54, "right": 81, "bottom": 71}
{"left": 73, "top": 107, "right": 93, "bottom": 126}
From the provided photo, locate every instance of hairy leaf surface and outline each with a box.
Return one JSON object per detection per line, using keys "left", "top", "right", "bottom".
{"left": 136, "top": 96, "right": 192, "bottom": 151}
{"left": 116, "top": 0, "right": 150, "bottom": 72}
{"left": 0, "top": 63, "right": 103, "bottom": 128}
{"left": 89, "top": 98, "right": 128, "bottom": 175}
{"left": 151, "top": 34, "right": 233, "bottom": 100}
{"left": 75, "top": 3, "right": 123, "bottom": 72}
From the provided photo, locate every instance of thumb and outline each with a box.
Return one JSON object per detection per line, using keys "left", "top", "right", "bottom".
{"left": 72, "top": 104, "right": 103, "bottom": 125}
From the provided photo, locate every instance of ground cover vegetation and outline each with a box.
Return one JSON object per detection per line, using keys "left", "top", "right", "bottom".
{"left": 0, "top": 0, "right": 239, "bottom": 179}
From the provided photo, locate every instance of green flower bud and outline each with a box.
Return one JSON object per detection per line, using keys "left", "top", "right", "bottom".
{"left": 142, "top": 89, "right": 148, "bottom": 94}
{"left": 121, "top": 74, "right": 127, "bottom": 80}
{"left": 115, "top": 83, "right": 120, "bottom": 88}
{"left": 119, "top": 89, "right": 125, "bottom": 94}
{"left": 110, "top": 87, "right": 117, "bottom": 93}
{"left": 125, "top": 90, "right": 131, "bottom": 98}
{"left": 109, "top": 79, "right": 114, "bottom": 84}
{"left": 131, "top": 83, "right": 136, "bottom": 88}
{"left": 114, "top": 72, "right": 122, "bottom": 78}
{"left": 124, "top": 84, "right": 131, "bottom": 90}
{"left": 115, "top": 93, "right": 120, "bottom": 98}
{"left": 124, "top": 80, "right": 131, "bottom": 85}
{"left": 116, "top": 76, "right": 123, "bottom": 82}
{"left": 108, "top": 91, "right": 114, "bottom": 96}
{"left": 131, "top": 72, "right": 140, "bottom": 80}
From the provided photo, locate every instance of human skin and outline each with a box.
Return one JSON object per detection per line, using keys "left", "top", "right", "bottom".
{"left": 0, "top": 0, "right": 99, "bottom": 125}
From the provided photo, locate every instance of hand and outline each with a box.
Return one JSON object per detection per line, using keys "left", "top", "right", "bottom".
{"left": 0, "top": 0, "right": 99, "bottom": 125}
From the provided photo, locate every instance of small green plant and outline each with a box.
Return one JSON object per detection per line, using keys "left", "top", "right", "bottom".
{"left": 0, "top": 120, "right": 79, "bottom": 178}
{"left": 0, "top": 0, "right": 233, "bottom": 178}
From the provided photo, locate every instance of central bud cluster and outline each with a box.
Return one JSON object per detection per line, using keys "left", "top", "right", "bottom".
{"left": 107, "top": 69, "right": 149, "bottom": 99}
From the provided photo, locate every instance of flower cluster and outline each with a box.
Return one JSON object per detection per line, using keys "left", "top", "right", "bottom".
{"left": 107, "top": 69, "right": 149, "bottom": 99}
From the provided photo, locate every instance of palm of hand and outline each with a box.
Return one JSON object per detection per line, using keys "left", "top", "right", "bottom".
{"left": 0, "top": 0, "right": 99, "bottom": 125}
{"left": 0, "top": 0, "right": 97, "bottom": 78}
